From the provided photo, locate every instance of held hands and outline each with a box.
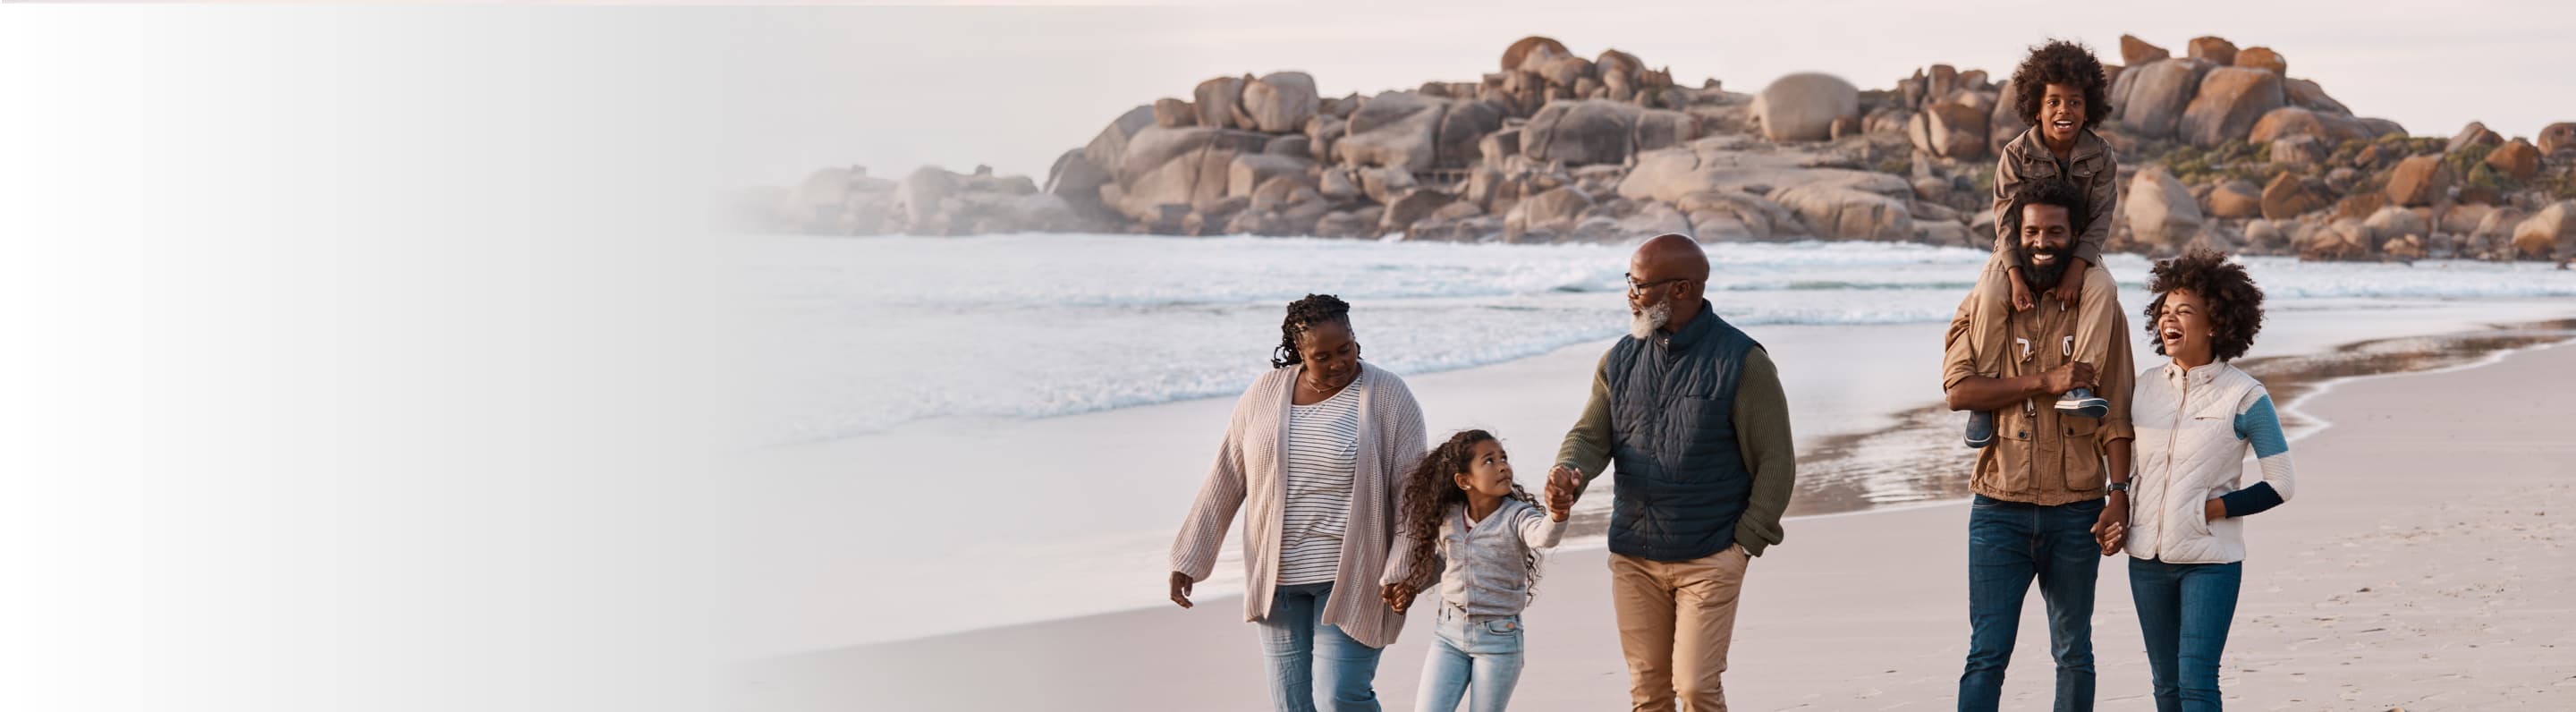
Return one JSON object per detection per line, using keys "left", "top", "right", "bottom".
{"left": 1544, "top": 464, "right": 1582, "bottom": 520}
{"left": 1381, "top": 582, "right": 1416, "bottom": 615}
{"left": 2091, "top": 496, "right": 2129, "bottom": 555}
{"left": 1168, "top": 572, "right": 1195, "bottom": 609}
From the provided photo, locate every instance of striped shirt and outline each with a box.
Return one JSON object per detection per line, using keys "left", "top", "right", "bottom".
{"left": 1277, "top": 370, "right": 1364, "bottom": 585}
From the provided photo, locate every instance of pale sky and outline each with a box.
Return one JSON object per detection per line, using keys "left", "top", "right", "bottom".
{"left": 713, "top": 0, "right": 2576, "bottom": 188}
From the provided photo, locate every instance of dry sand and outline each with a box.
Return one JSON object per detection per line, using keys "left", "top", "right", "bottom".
{"left": 741, "top": 338, "right": 2576, "bottom": 711}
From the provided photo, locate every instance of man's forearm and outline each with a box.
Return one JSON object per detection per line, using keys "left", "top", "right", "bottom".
{"left": 1945, "top": 373, "right": 2045, "bottom": 412}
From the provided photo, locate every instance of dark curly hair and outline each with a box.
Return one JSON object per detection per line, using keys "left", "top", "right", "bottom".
{"left": 1271, "top": 293, "right": 1353, "bottom": 369}
{"left": 2010, "top": 39, "right": 2112, "bottom": 130}
{"left": 2144, "top": 248, "right": 2266, "bottom": 362}
{"left": 1391, "top": 429, "right": 1542, "bottom": 594}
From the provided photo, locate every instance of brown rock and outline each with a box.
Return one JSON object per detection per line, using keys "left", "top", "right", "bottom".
{"left": 2114, "top": 59, "right": 2211, "bottom": 140}
{"left": 1769, "top": 178, "right": 1914, "bottom": 241}
{"left": 2381, "top": 234, "right": 2427, "bottom": 261}
{"left": 1241, "top": 72, "right": 1320, "bottom": 134}
{"left": 2181, "top": 67, "right": 2285, "bottom": 148}
{"left": 1595, "top": 49, "right": 1644, "bottom": 80}
{"left": 2234, "top": 47, "right": 2287, "bottom": 75}
{"left": 2121, "top": 35, "right": 2171, "bottom": 66}
{"left": 1335, "top": 92, "right": 1447, "bottom": 171}
{"left": 2363, "top": 206, "right": 2429, "bottom": 244}
{"left": 2381, "top": 154, "right": 2454, "bottom": 208}
{"left": 2447, "top": 121, "right": 2504, "bottom": 154}
{"left": 1750, "top": 72, "right": 1860, "bottom": 142}
{"left": 2207, "top": 180, "right": 2264, "bottom": 218}
{"left": 1523, "top": 100, "right": 1642, "bottom": 165}
{"left": 2512, "top": 201, "right": 2576, "bottom": 259}
{"left": 1193, "top": 75, "right": 1248, "bottom": 130}
{"left": 1505, "top": 186, "right": 1594, "bottom": 238}
{"left": 2260, "top": 172, "right": 2333, "bottom": 219}
{"left": 2282, "top": 78, "right": 2351, "bottom": 115}
{"left": 2127, "top": 166, "right": 2204, "bottom": 248}
{"left": 2487, "top": 140, "right": 2542, "bottom": 181}
{"left": 1910, "top": 102, "right": 1990, "bottom": 159}
{"left": 1380, "top": 190, "right": 1456, "bottom": 233}
{"left": 1152, "top": 98, "right": 1196, "bottom": 129}
{"left": 2539, "top": 123, "right": 2576, "bottom": 156}
{"left": 2334, "top": 192, "right": 2387, "bottom": 222}
{"left": 1225, "top": 154, "right": 1314, "bottom": 199}
{"left": 2187, "top": 37, "right": 2239, "bottom": 66}
{"left": 1501, "top": 36, "right": 1572, "bottom": 73}
{"left": 2250, "top": 106, "right": 2375, "bottom": 145}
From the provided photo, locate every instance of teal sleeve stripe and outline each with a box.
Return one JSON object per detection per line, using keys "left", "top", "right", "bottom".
{"left": 2234, "top": 394, "right": 2289, "bottom": 459}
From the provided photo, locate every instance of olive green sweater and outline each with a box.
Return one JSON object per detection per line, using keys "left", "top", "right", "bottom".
{"left": 1554, "top": 346, "right": 1797, "bottom": 556}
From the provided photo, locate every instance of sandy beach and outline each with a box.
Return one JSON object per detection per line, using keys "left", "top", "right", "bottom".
{"left": 741, "top": 329, "right": 2576, "bottom": 710}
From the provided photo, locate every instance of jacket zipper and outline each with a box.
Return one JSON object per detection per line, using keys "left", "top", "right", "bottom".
{"left": 2156, "top": 369, "right": 2189, "bottom": 559}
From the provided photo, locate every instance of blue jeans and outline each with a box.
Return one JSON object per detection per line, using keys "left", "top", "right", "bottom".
{"left": 1960, "top": 495, "right": 2102, "bottom": 712}
{"left": 1258, "top": 581, "right": 1385, "bottom": 712}
{"left": 1412, "top": 606, "right": 1527, "bottom": 712}
{"left": 2129, "top": 558, "right": 2242, "bottom": 712}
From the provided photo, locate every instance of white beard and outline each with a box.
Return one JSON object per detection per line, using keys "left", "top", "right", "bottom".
{"left": 1629, "top": 301, "right": 1672, "bottom": 340}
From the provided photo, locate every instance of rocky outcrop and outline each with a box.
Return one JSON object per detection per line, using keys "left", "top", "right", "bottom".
{"left": 749, "top": 34, "right": 2576, "bottom": 260}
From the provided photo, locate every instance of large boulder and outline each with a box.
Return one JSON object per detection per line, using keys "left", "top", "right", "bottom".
{"left": 2127, "top": 166, "right": 2204, "bottom": 248}
{"left": 1241, "top": 72, "right": 1321, "bottom": 134}
{"left": 2186, "top": 36, "right": 2239, "bottom": 65}
{"left": 1193, "top": 75, "right": 1250, "bottom": 130}
{"left": 1107, "top": 126, "right": 1273, "bottom": 224}
{"left": 2114, "top": 59, "right": 2211, "bottom": 140}
{"left": 1380, "top": 190, "right": 1456, "bottom": 233}
{"left": 2255, "top": 174, "right": 2330, "bottom": 220}
{"left": 1501, "top": 36, "right": 1572, "bottom": 73}
{"left": 1750, "top": 72, "right": 1860, "bottom": 142}
{"left": 2181, "top": 67, "right": 2284, "bottom": 147}
{"left": 1151, "top": 98, "right": 1196, "bottom": 128}
{"left": 1357, "top": 165, "right": 1418, "bottom": 206}
{"left": 2363, "top": 206, "right": 2429, "bottom": 244}
{"left": 2512, "top": 201, "right": 2576, "bottom": 259}
{"left": 2381, "top": 154, "right": 2454, "bottom": 208}
{"left": 2234, "top": 47, "right": 2287, "bottom": 75}
{"left": 1523, "top": 100, "right": 1641, "bottom": 165}
{"left": 2487, "top": 139, "right": 2542, "bottom": 181}
{"left": 2270, "top": 135, "right": 2328, "bottom": 167}
{"left": 2446, "top": 121, "right": 2504, "bottom": 154}
{"left": 2282, "top": 78, "right": 2351, "bottom": 115}
{"left": 2207, "top": 179, "right": 2264, "bottom": 218}
{"left": 2539, "top": 122, "right": 2576, "bottom": 157}
{"left": 2120, "top": 34, "right": 2171, "bottom": 65}
{"left": 1910, "top": 102, "right": 1990, "bottom": 159}
{"left": 1504, "top": 186, "right": 1594, "bottom": 240}
{"left": 1767, "top": 176, "right": 1914, "bottom": 241}
{"left": 1080, "top": 105, "right": 1160, "bottom": 178}
{"left": 2248, "top": 106, "right": 2374, "bottom": 145}
{"left": 1335, "top": 92, "right": 1448, "bottom": 171}
{"left": 1432, "top": 100, "right": 1507, "bottom": 168}
{"left": 1225, "top": 154, "right": 1314, "bottom": 199}
{"left": 1633, "top": 109, "right": 1705, "bottom": 152}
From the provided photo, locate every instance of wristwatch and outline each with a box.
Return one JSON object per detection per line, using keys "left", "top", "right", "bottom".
{"left": 2106, "top": 481, "right": 2130, "bottom": 493}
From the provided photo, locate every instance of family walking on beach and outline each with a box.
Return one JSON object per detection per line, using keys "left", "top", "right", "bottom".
{"left": 1169, "top": 38, "right": 2300, "bottom": 712}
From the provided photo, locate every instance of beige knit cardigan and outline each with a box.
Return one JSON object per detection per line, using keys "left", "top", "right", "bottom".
{"left": 1170, "top": 361, "right": 1427, "bottom": 648}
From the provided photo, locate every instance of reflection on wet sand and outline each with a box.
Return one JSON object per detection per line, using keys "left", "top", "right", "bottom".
{"left": 1554, "top": 318, "right": 2576, "bottom": 538}
{"left": 1783, "top": 318, "right": 2576, "bottom": 517}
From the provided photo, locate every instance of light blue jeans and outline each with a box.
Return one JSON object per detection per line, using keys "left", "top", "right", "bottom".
{"left": 1258, "top": 581, "right": 1385, "bottom": 712}
{"left": 1412, "top": 605, "right": 1527, "bottom": 712}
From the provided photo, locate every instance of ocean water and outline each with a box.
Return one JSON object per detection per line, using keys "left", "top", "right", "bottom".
{"left": 734, "top": 233, "right": 2576, "bottom": 653}
{"left": 747, "top": 233, "right": 2576, "bottom": 446}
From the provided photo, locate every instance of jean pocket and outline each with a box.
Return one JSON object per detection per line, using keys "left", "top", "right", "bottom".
{"left": 1482, "top": 618, "right": 1522, "bottom": 635}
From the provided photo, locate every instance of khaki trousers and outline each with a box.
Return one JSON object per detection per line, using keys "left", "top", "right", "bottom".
{"left": 1609, "top": 544, "right": 1751, "bottom": 712}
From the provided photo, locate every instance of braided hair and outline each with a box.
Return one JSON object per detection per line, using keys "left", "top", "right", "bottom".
{"left": 1392, "top": 429, "right": 1545, "bottom": 595}
{"left": 1270, "top": 293, "right": 1354, "bottom": 369}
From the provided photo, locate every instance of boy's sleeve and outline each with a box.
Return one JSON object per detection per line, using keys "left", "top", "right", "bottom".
{"left": 1989, "top": 152, "right": 2023, "bottom": 255}
{"left": 2074, "top": 153, "right": 2117, "bottom": 268}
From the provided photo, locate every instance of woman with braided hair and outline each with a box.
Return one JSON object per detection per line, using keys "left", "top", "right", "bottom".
{"left": 1169, "top": 293, "right": 1429, "bottom": 712}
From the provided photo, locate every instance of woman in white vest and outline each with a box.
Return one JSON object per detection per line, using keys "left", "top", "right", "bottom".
{"left": 2113, "top": 248, "right": 2298, "bottom": 712}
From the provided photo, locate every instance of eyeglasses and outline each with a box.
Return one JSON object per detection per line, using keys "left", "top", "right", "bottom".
{"left": 1624, "top": 273, "right": 1689, "bottom": 296}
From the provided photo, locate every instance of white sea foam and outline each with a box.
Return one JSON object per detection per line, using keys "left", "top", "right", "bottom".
{"left": 748, "top": 233, "right": 2576, "bottom": 442}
